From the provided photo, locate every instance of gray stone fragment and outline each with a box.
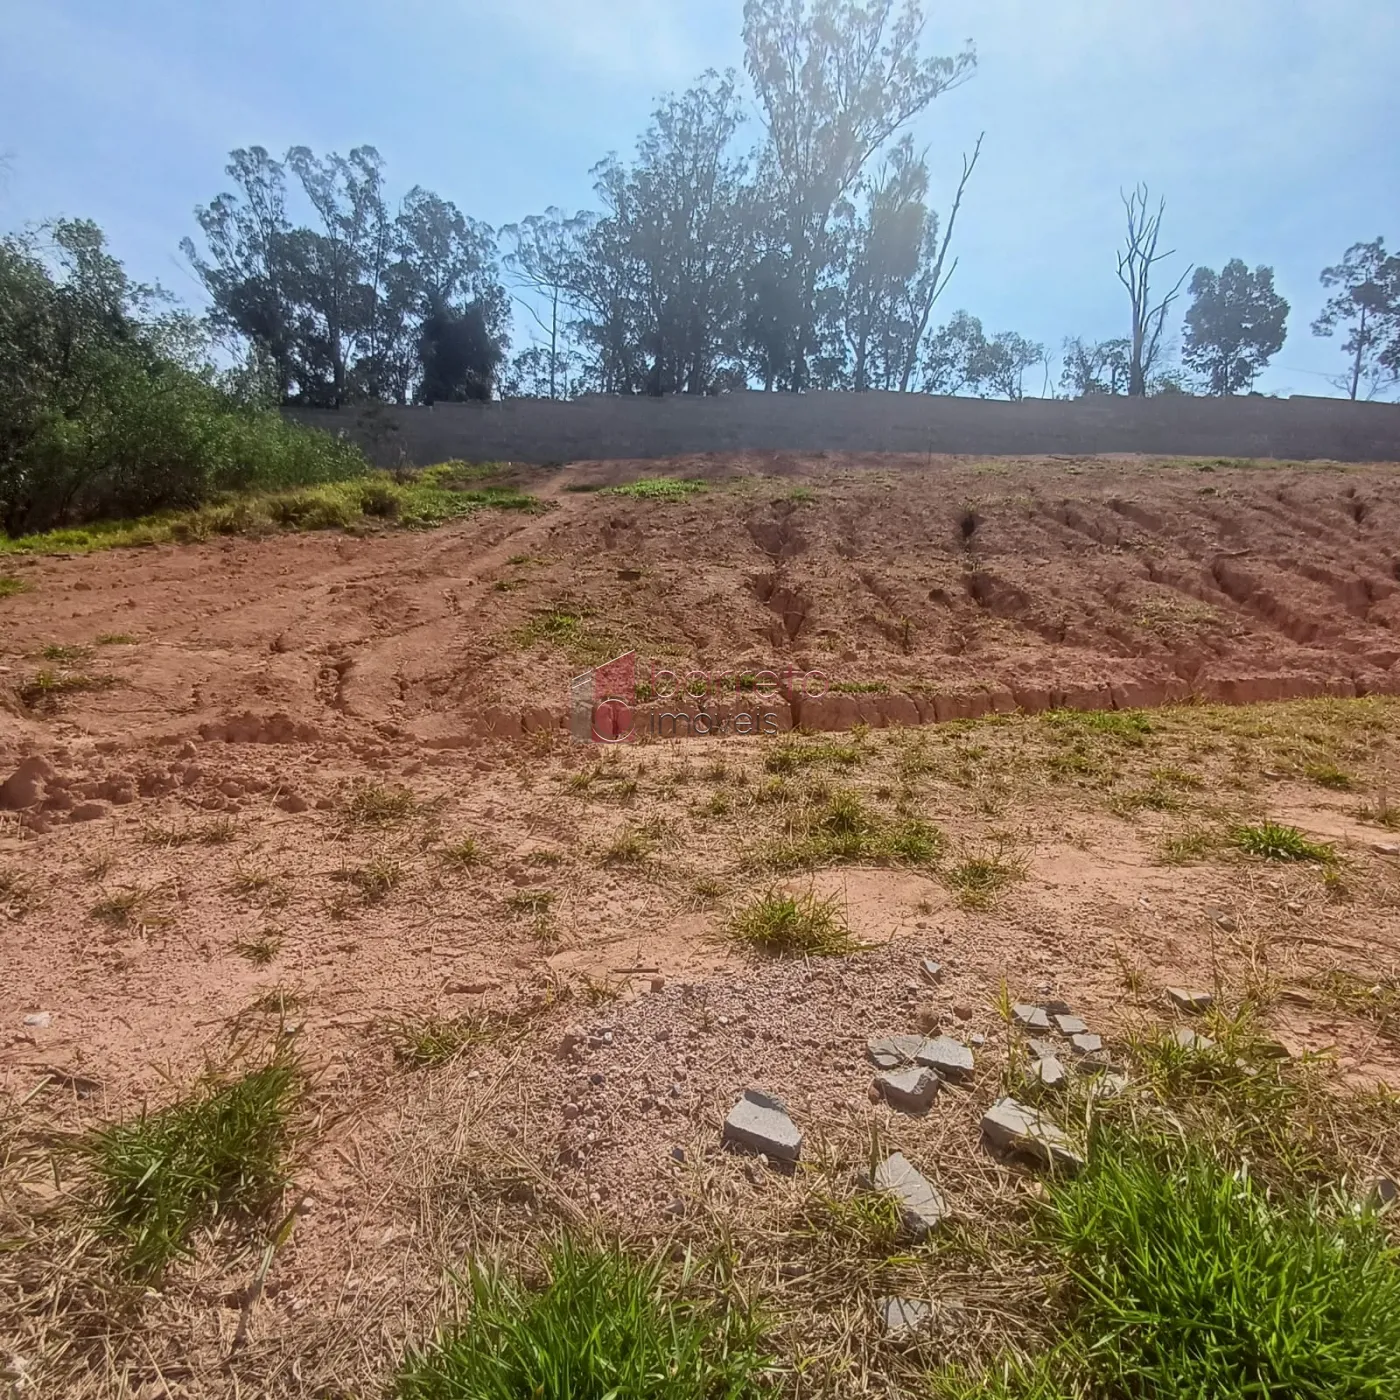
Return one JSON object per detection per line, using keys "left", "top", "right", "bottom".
{"left": 1030, "top": 1055, "right": 1067, "bottom": 1088}
{"left": 1167, "top": 987, "right": 1213, "bottom": 1014}
{"left": 970, "top": 1031, "right": 986, "bottom": 1047}
{"left": 873, "top": 1152, "right": 947, "bottom": 1236}
{"left": 1174, "top": 1026, "right": 1215, "bottom": 1052}
{"left": 1013, "top": 1003, "right": 1051, "bottom": 1030}
{"left": 722, "top": 1089, "right": 802, "bottom": 1163}
{"left": 1373, "top": 843, "right": 1400, "bottom": 857}
{"left": 981, "top": 1097, "right": 1084, "bottom": 1172}
{"left": 915, "top": 1034, "right": 975, "bottom": 1082}
{"left": 1053, "top": 1013, "right": 1088, "bottom": 1035}
{"left": 919, "top": 958, "right": 943, "bottom": 983}
{"left": 867, "top": 1034, "right": 925, "bottom": 1069}
{"left": 21, "top": 1012, "right": 51, "bottom": 1029}
{"left": 1069, "top": 1032, "right": 1103, "bottom": 1056}
{"left": 1365, "top": 1176, "right": 1398, "bottom": 1211}
{"left": 877, "top": 1295, "right": 930, "bottom": 1337}
{"left": 1042, "top": 999, "right": 1073, "bottom": 1017}
{"left": 1026, "top": 1037, "right": 1059, "bottom": 1061}
{"left": 1204, "top": 903, "right": 1237, "bottom": 932}
{"left": 1092, "top": 1071, "right": 1130, "bottom": 1099}
{"left": 876, "top": 1066, "right": 940, "bottom": 1114}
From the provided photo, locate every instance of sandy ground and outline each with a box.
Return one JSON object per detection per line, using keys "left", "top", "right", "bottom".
{"left": 3, "top": 452, "right": 1400, "bottom": 1397}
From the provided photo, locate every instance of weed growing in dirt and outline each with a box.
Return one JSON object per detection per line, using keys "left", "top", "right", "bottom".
{"left": 602, "top": 828, "right": 651, "bottom": 866}
{"left": 229, "top": 864, "right": 290, "bottom": 907}
{"left": 601, "top": 477, "right": 707, "bottom": 502}
{"left": 756, "top": 790, "right": 942, "bottom": 871}
{"left": 1304, "top": 761, "right": 1355, "bottom": 791}
{"left": 1232, "top": 821, "right": 1334, "bottom": 863}
{"left": 84, "top": 1057, "right": 299, "bottom": 1278}
{"left": 38, "top": 642, "right": 94, "bottom": 663}
{"left": 344, "top": 857, "right": 403, "bottom": 903}
{"left": 1309, "top": 969, "right": 1400, "bottom": 1044}
{"left": 142, "top": 816, "right": 237, "bottom": 847}
{"left": 764, "top": 739, "right": 861, "bottom": 774}
{"left": 1046, "top": 708, "right": 1152, "bottom": 745}
{"left": 90, "top": 886, "right": 152, "bottom": 926}
{"left": 514, "top": 605, "right": 615, "bottom": 664}
{"left": 1159, "top": 828, "right": 1219, "bottom": 865}
{"left": 234, "top": 932, "right": 283, "bottom": 965}
{"left": 18, "top": 668, "right": 115, "bottom": 710}
{"left": 507, "top": 889, "right": 555, "bottom": 917}
{"left": 728, "top": 888, "right": 857, "bottom": 957}
{"left": 394, "top": 1242, "right": 769, "bottom": 1400}
{"left": 1110, "top": 784, "right": 1183, "bottom": 816}
{"left": 95, "top": 632, "right": 135, "bottom": 645}
{"left": 344, "top": 782, "right": 418, "bottom": 826}
{"left": 441, "top": 835, "right": 484, "bottom": 868}
{"left": 943, "top": 849, "right": 1028, "bottom": 909}
{"left": 389, "top": 1014, "right": 489, "bottom": 1067}
{"left": 0, "top": 869, "right": 31, "bottom": 912}
{"left": 0, "top": 573, "right": 29, "bottom": 599}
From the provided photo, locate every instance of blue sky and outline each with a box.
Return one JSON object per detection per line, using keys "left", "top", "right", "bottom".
{"left": 3, "top": 0, "right": 1398, "bottom": 396}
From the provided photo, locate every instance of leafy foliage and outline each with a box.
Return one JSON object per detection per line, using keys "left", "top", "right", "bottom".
{"left": 1183, "top": 258, "right": 1290, "bottom": 394}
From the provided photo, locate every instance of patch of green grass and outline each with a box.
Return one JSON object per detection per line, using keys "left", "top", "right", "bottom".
{"left": 95, "top": 632, "right": 136, "bottom": 645}
{"left": 38, "top": 642, "right": 94, "bottom": 663}
{"left": 393, "top": 1241, "right": 769, "bottom": 1400}
{"left": 0, "top": 574, "right": 30, "bottom": 599}
{"left": 1045, "top": 708, "right": 1152, "bottom": 745}
{"left": 1159, "top": 828, "right": 1218, "bottom": 865}
{"left": 942, "top": 849, "right": 1028, "bottom": 910}
{"left": 90, "top": 887, "right": 152, "bottom": 926}
{"left": 1110, "top": 783, "right": 1183, "bottom": 816}
{"left": 506, "top": 888, "right": 555, "bottom": 917}
{"left": 18, "top": 668, "right": 116, "bottom": 710}
{"left": 728, "top": 887, "right": 858, "bottom": 957}
{"left": 234, "top": 932, "right": 283, "bottom": 965}
{"left": 763, "top": 739, "right": 861, "bottom": 775}
{"left": 344, "top": 782, "right": 418, "bottom": 827}
{"left": 601, "top": 828, "right": 651, "bottom": 866}
{"left": 601, "top": 477, "right": 707, "bottom": 502}
{"left": 84, "top": 1058, "right": 299, "bottom": 1278}
{"left": 1042, "top": 1130, "right": 1400, "bottom": 1399}
{"left": 755, "top": 790, "right": 943, "bottom": 871}
{"left": 784, "top": 486, "right": 817, "bottom": 504}
{"left": 829, "top": 680, "right": 888, "bottom": 694}
{"left": 344, "top": 857, "right": 403, "bottom": 903}
{"left": 1232, "top": 821, "right": 1334, "bottom": 863}
{"left": 389, "top": 1013, "right": 493, "bottom": 1067}
{"left": 513, "top": 605, "right": 614, "bottom": 664}
{"left": 441, "top": 836, "right": 484, "bottom": 868}
{"left": 1304, "top": 761, "right": 1355, "bottom": 791}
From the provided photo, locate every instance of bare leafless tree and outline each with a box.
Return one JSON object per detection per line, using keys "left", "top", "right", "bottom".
{"left": 1116, "top": 184, "right": 1190, "bottom": 396}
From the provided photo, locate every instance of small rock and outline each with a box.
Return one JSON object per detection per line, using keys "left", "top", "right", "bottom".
{"left": 969, "top": 1031, "right": 986, "bottom": 1047}
{"left": 1053, "top": 1013, "right": 1088, "bottom": 1036}
{"left": 447, "top": 978, "right": 502, "bottom": 995}
{"left": 877, "top": 1295, "right": 930, "bottom": 1338}
{"left": 1026, "top": 1037, "right": 1059, "bottom": 1061}
{"left": 952, "top": 1002, "right": 973, "bottom": 1021}
{"left": 872, "top": 1152, "right": 947, "bottom": 1237}
{"left": 1167, "top": 987, "right": 1213, "bottom": 1015}
{"left": 1372, "top": 843, "right": 1400, "bottom": 857}
{"left": 981, "top": 1097, "right": 1084, "bottom": 1172}
{"left": 21, "top": 1012, "right": 51, "bottom": 1029}
{"left": 1365, "top": 1176, "right": 1398, "bottom": 1211}
{"left": 866, "top": 1083, "right": 882, "bottom": 1104}
{"left": 558, "top": 1027, "right": 585, "bottom": 1057}
{"left": 664, "top": 1198, "right": 686, "bottom": 1219}
{"left": 1013, "top": 1003, "right": 1051, "bottom": 1030}
{"left": 1042, "top": 999, "right": 1073, "bottom": 1017}
{"left": 915, "top": 1035, "right": 974, "bottom": 1083}
{"left": 919, "top": 958, "right": 942, "bottom": 983}
{"left": 1174, "top": 1026, "right": 1215, "bottom": 1052}
{"left": 1069, "top": 1033, "right": 1103, "bottom": 1056}
{"left": 1030, "top": 1055, "right": 1067, "bottom": 1088}
{"left": 69, "top": 802, "right": 110, "bottom": 822}
{"left": 876, "top": 1067, "right": 940, "bottom": 1114}
{"left": 276, "top": 793, "right": 310, "bottom": 814}
{"left": 589, "top": 1071, "right": 605, "bottom": 1086}
{"left": 670, "top": 1146, "right": 687, "bottom": 1163}
{"left": 1204, "top": 904, "right": 1237, "bottom": 932}
{"left": 867, "top": 1034, "right": 924, "bottom": 1069}
{"left": 650, "top": 975, "right": 666, "bottom": 992}
{"left": 722, "top": 1089, "right": 802, "bottom": 1163}
{"left": 1092, "top": 1071, "right": 1129, "bottom": 1099}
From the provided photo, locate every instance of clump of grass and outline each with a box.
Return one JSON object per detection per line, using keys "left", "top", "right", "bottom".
{"left": 90, "top": 886, "right": 152, "bottom": 926}
{"left": 0, "top": 869, "right": 32, "bottom": 912}
{"left": 18, "top": 668, "right": 116, "bottom": 710}
{"left": 1041, "top": 1130, "right": 1400, "bottom": 1399}
{"left": 513, "top": 605, "right": 615, "bottom": 664}
{"left": 1159, "top": 828, "right": 1218, "bottom": 865}
{"left": 234, "top": 932, "right": 283, "bottom": 965}
{"left": 441, "top": 835, "right": 484, "bottom": 868}
{"left": 142, "top": 816, "right": 237, "bottom": 847}
{"left": 1046, "top": 708, "right": 1152, "bottom": 745}
{"left": 344, "top": 782, "right": 418, "bottom": 826}
{"left": 394, "top": 1241, "right": 769, "bottom": 1400}
{"left": 344, "top": 857, "right": 402, "bottom": 903}
{"left": 763, "top": 739, "right": 861, "bottom": 775}
{"left": 1304, "top": 761, "right": 1355, "bottom": 791}
{"left": 728, "top": 888, "right": 857, "bottom": 957}
{"left": 601, "top": 828, "right": 651, "bottom": 866}
{"left": 1232, "top": 821, "right": 1334, "bottom": 863}
{"left": 507, "top": 889, "right": 555, "bottom": 917}
{"left": 84, "top": 1057, "right": 299, "bottom": 1278}
{"left": 95, "top": 632, "right": 135, "bottom": 645}
{"left": 389, "top": 1013, "right": 492, "bottom": 1067}
{"left": 795, "top": 1186, "right": 904, "bottom": 1257}
{"left": 943, "top": 848, "right": 1028, "bottom": 910}
{"left": 0, "top": 574, "right": 30, "bottom": 599}
{"left": 38, "top": 642, "right": 94, "bottom": 663}
{"left": 601, "top": 477, "right": 707, "bottom": 502}
{"left": 1110, "top": 784, "right": 1182, "bottom": 816}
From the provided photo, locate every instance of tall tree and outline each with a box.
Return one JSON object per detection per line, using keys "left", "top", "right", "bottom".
{"left": 742, "top": 0, "right": 975, "bottom": 390}
{"left": 1311, "top": 238, "right": 1400, "bottom": 401}
{"left": 1182, "top": 259, "right": 1289, "bottom": 395}
{"left": 1115, "top": 185, "right": 1189, "bottom": 397}
{"left": 500, "top": 208, "right": 590, "bottom": 399}
{"left": 1060, "top": 335, "right": 1131, "bottom": 396}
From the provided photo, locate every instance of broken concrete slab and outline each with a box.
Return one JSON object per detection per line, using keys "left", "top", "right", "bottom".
{"left": 867, "top": 1034, "right": 925, "bottom": 1069}
{"left": 722, "top": 1089, "right": 802, "bottom": 1163}
{"left": 1174, "top": 1026, "right": 1216, "bottom": 1053}
{"left": 1167, "top": 987, "right": 1213, "bottom": 1014}
{"left": 915, "top": 1034, "right": 975, "bottom": 1082}
{"left": 1069, "top": 1032, "right": 1103, "bottom": 1056}
{"left": 1053, "top": 1013, "right": 1088, "bottom": 1036}
{"left": 876, "top": 1066, "right": 939, "bottom": 1114}
{"left": 1030, "top": 1054, "right": 1067, "bottom": 1088}
{"left": 872, "top": 1152, "right": 947, "bottom": 1237}
{"left": 1013, "top": 1003, "right": 1051, "bottom": 1030}
{"left": 1026, "top": 1037, "right": 1059, "bottom": 1061}
{"left": 1365, "top": 1176, "right": 1398, "bottom": 1211}
{"left": 981, "top": 1097, "right": 1084, "bottom": 1172}
{"left": 919, "top": 958, "right": 943, "bottom": 983}
{"left": 877, "top": 1295, "right": 930, "bottom": 1337}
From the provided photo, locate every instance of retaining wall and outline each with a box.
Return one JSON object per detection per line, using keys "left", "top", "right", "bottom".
{"left": 288, "top": 391, "right": 1400, "bottom": 466}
